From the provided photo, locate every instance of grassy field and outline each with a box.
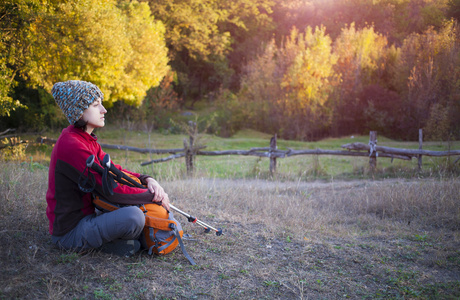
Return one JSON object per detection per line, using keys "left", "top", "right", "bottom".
{"left": 1, "top": 129, "right": 459, "bottom": 299}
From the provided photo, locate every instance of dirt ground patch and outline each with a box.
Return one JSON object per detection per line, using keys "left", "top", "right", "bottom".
{"left": 1, "top": 172, "right": 459, "bottom": 299}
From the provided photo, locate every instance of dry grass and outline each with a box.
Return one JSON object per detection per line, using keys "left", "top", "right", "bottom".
{"left": 0, "top": 161, "right": 459, "bottom": 299}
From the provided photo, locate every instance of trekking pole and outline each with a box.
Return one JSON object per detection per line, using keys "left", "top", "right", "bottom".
{"left": 168, "top": 204, "right": 223, "bottom": 236}
{"left": 85, "top": 154, "right": 223, "bottom": 236}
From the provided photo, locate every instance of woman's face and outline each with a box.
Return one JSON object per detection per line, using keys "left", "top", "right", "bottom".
{"left": 82, "top": 99, "right": 107, "bottom": 133}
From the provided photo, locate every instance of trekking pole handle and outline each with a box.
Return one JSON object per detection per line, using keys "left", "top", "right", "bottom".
{"left": 103, "top": 154, "right": 111, "bottom": 169}
{"left": 86, "top": 155, "right": 95, "bottom": 168}
{"left": 86, "top": 155, "right": 105, "bottom": 174}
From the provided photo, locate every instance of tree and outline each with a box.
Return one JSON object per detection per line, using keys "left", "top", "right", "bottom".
{"left": 0, "top": 0, "right": 169, "bottom": 129}
{"left": 424, "top": 102, "right": 450, "bottom": 141}
{"left": 0, "top": 0, "right": 35, "bottom": 117}
{"left": 280, "top": 26, "right": 338, "bottom": 140}
{"left": 147, "top": 0, "right": 275, "bottom": 105}
{"left": 334, "top": 24, "right": 388, "bottom": 93}
{"left": 238, "top": 39, "right": 281, "bottom": 132}
{"left": 219, "top": 0, "right": 275, "bottom": 90}
{"left": 282, "top": 27, "right": 337, "bottom": 109}
{"left": 331, "top": 24, "right": 389, "bottom": 136}
{"left": 111, "top": 1, "right": 170, "bottom": 105}
{"left": 238, "top": 26, "right": 338, "bottom": 140}
{"left": 24, "top": 0, "right": 169, "bottom": 106}
{"left": 0, "top": 47, "right": 25, "bottom": 117}
{"left": 388, "top": 20, "right": 459, "bottom": 139}
{"left": 146, "top": 0, "right": 232, "bottom": 105}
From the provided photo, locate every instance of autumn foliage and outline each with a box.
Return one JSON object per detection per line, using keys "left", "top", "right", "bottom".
{"left": 237, "top": 19, "right": 460, "bottom": 141}
{"left": 1, "top": 0, "right": 459, "bottom": 141}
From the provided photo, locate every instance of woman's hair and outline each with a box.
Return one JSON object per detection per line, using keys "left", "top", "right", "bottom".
{"left": 74, "top": 119, "right": 88, "bottom": 132}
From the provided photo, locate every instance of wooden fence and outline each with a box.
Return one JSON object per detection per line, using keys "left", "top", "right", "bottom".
{"left": 35, "top": 128, "right": 460, "bottom": 176}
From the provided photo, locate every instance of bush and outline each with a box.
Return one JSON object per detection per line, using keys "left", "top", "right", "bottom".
{"left": 0, "top": 137, "right": 27, "bottom": 161}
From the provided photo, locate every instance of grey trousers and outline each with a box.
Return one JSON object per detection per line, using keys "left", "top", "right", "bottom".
{"left": 52, "top": 206, "right": 145, "bottom": 251}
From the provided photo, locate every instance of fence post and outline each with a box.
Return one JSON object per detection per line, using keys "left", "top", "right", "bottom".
{"left": 269, "top": 134, "right": 277, "bottom": 175}
{"left": 184, "top": 121, "right": 196, "bottom": 176}
{"left": 369, "top": 131, "right": 377, "bottom": 171}
{"left": 418, "top": 129, "right": 423, "bottom": 170}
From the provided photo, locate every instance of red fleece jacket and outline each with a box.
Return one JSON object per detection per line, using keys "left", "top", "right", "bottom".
{"left": 46, "top": 126, "right": 154, "bottom": 236}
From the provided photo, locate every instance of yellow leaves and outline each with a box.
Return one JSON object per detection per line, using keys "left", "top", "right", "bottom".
{"left": 333, "top": 22, "right": 389, "bottom": 92}
{"left": 21, "top": 0, "right": 169, "bottom": 106}
{"left": 335, "top": 23, "right": 387, "bottom": 73}
{"left": 281, "top": 26, "right": 338, "bottom": 110}
{"left": 111, "top": 1, "right": 169, "bottom": 106}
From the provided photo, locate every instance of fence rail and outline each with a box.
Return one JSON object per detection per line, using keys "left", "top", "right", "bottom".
{"left": 37, "top": 129, "right": 460, "bottom": 175}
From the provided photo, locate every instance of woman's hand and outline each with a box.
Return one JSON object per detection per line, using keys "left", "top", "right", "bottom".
{"left": 146, "top": 178, "right": 170, "bottom": 211}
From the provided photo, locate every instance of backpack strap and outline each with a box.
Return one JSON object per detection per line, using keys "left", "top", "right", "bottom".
{"left": 170, "top": 223, "right": 196, "bottom": 265}
{"left": 146, "top": 227, "right": 177, "bottom": 255}
{"left": 147, "top": 225, "right": 196, "bottom": 265}
{"left": 154, "top": 229, "right": 176, "bottom": 254}
{"left": 93, "top": 195, "right": 120, "bottom": 212}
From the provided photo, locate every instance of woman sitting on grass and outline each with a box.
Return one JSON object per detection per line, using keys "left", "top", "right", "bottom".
{"left": 46, "top": 80, "right": 170, "bottom": 257}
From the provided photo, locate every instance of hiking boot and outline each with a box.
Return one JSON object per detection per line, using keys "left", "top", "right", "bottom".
{"left": 100, "top": 239, "right": 141, "bottom": 257}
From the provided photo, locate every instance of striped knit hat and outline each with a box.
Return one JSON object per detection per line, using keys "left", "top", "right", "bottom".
{"left": 52, "top": 80, "right": 104, "bottom": 125}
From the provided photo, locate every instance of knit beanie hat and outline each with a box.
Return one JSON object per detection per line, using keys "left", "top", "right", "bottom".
{"left": 52, "top": 80, "right": 104, "bottom": 125}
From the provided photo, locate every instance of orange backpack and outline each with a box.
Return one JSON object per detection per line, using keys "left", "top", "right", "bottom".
{"left": 79, "top": 155, "right": 196, "bottom": 264}
{"left": 93, "top": 196, "right": 195, "bottom": 264}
